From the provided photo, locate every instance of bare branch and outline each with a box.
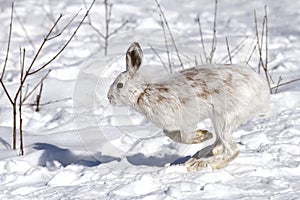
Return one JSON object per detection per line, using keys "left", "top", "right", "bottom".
{"left": 83, "top": 0, "right": 127, "bottom": 55}
{"left": 0, "top": 79, "right": 13, "bottom": 105}
{"left": 273, "top": 76, "right": 282, "bottom": 94}
{"left": 20, "top": 48, "right": 25, "bottom": 85}
{"left": 15, "top": 10, "right": 36, "bottom": 50}
{"left": 262, "top": 6, "right": 271, "bottom": 94}
{"left": 154, "top": 0, "right": 184, "bottom": 69}
{"left": 197, "top": 14, "right": 207, "bottom": 63}
{"left": 48, "top": 9, "right": 82, "bottom": 40}
{"left": 219, "top": 35, "right": 250, "bottom": 64}
{"left": 271, "top": 77, "right": 300, "bottom": 91}
{"left": 104, "top": 0, "right": 110, "bottom": 56}
{"left": 148, "top": 43, "right": 169, "bottom": 73}
{"left": 22, "top": 70, "right": 51, "bottom": 104}
{"left": 208, "top": 0, "right": 218, "bottom": 63}
{"left": 35, "top": 81, "right": 43, "bottom": 112}
{"left": 12, "top": 103, "right": 17, "bottom": 149}
{"left": 254, "top": 10, "right": 264, "bottom": 74}
{"left": 199, "top": 53, "right": 203, "bottom": 64}
{"left": 1, "top": 2, "right": 14, "bottom": 80}
{"left": 254, "top": 6, "right": 272, "bottom": 94}
{"left": 159, "top": 13, "right": 172, "bottom": 73}
{"left": 19, "top": 48, "right": 25, "bottom": 155}
{"left": 107, "top": 1, "right": 113, "bottom": 24}
{"left": 87, "top": 22, "right": 106, "bottom": 38}
{"left": 42, "top": 3, "right": 60, "bottom": 32}
{"left": 28, "top": 0, "right": 95, "bottom": 75}
{"left": 225, "top": 37, "right": 232, "bottom": 64}
{"left": 260, "top": 16, "right": 266, "bottom": 59}
{"left": 82, "top": 0, "right": 105, "bottom": 38}
{"left": 25, "top": 14, "right": 63, "bottom": 77}
{"left": 0, "top": 0, "right": 95, "bottom": 153}
{"left": 108, "top": 20, "right": 128, "bottom": 37}
{"left": 194, "top": 55, "right": 199, "bottom": 66}
{"left": 24, "top": 97, "right": 72, "bottom": 107}
{"left": 245, "top": 40, "right": 257, "bottom": 67}
{"left": 264, "top": 5, "right": 269, "bottom": 71}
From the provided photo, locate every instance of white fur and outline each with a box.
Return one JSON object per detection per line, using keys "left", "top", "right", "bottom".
{"left": 107, "top": 42, "right": 270, "bottom": 170}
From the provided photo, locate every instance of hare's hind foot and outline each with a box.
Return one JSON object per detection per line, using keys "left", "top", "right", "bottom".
{"left": 185, "top": 147, "right": 239, "bottom": 172}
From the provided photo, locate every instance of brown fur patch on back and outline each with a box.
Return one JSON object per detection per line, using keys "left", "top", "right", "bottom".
{"left": 137, "top": 92, "right": 145, "bottom": 104}
{"left": 137, "top": 84, "right": 171, "bottom": 105}
{"left": 181, "top": 68, "right": 206, "bottom": 88}
{"left": 196, "top": 87, "right": 211, "bottom": 99}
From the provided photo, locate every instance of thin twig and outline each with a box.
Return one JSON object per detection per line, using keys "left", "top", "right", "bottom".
{"left": 264, "top": 5, "right": 269, "bottom": 72}
{"left": 82, "top": 0, "right": 105, "bottom": 38}
{"left": 108, "top": 20, "right": 128, "bottom": 37}
{"left": 24, "top": 14, "right": 63, "bottom": 77}
{"left": 148, "top": 43, "right": 169, "bottom": 73}
{"left": 159, "top": 13, "right": 172, "bottom": 73}
{"left": 0, "top": 78, "right": 13, "bottom": 105}
{"left": 262, "top": 6, "right": 271, "bottom": 94}
{"left": 24, "top": 97, "right": 72, "bottom": 106}
{"left": 42, "top": 2, "right": 60, "bottom": 33}
{"left": 245, "top": 39, "right": 257, "bottom": 67}
{"left": 87, "top": 22, "right": 105, "bottom": 38}
{"left": 1, "top": 2, "right": 14, "bottom": 80}
{"left": 22, "top": 70, "right": 51, "bottom": 104}
{"left": 35, "top": 81, "right": 43, "bottom": 112}
{"left": 104, "top": 0, "right": 110, "bottom": 56}
{"left": 154, "top": 0, "right": 184, "bottom": 69}
{"left": 19, "top": 48, "right": 25, "bottom": 155}
{"left": 20, "top": 48, "right": 25, "bottom": 88}
{"left": 194, "top": 55, "right": 198, "bottom": 66}
{"left": 254, "top": 7, "right": 272, "bottom": 94}
{"left": 274, "top": 76, "right": 282, "bottom": 94}
{"left": 9, "top": 13, "right": 62, "bottom": 106}
{"left": 199, "top": 53, "right": 203, "bottom": 64}
{"left": 225, "top": 37, "right": 232, "bottom": 64}
{"left": 19, "top": 117, "right": 23, "bottom": 155}
{"left": 0, "top": 0, "right": 95, "bottom": 152}
{"left": 48, "top": 9, "right": 82, "bottom": 40}
{"left": 197, "top": 14, "right": 207, "bottom": 62}
{"left": 271, "top": 77, "right": 300, "bottom": 91}
{"left": 219, "top": 35, "right": 250, "bottom": 63}
{"left": 15, "top": 10, "right": 36, "bottom": 50}
{"left": 208, "top": 0, "right": 218, "bottom": 63}
{"left": 259, "top": 15, "right": 266, "bottom": 66}
{"left": 83, "top": 0, "right": 127, "bottom": 56}
{"left": 28, "top": 0, "right": 95, "bottom": 75}
{"left": 254, "top": 10, "right": 264, "bottom": 74}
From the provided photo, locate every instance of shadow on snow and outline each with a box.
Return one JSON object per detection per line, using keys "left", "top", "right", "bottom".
{"left": 0, "top": 137, "right": 11, "bottom": 149}
{"left": 33, "top": 143, "right": 190, "bottom": 169}
{"left": 33, "top": 143, "right": 120, "bottom": 168}
{"left": 126, "top": 153, "right": 191, "bottom": 167}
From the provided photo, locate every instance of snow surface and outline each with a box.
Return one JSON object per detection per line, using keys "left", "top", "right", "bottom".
{"left": 0, "top": 0, "right": 300, "bottom": 199}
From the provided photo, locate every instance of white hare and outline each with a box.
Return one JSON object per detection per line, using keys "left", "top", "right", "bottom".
{"left": 107, "top": 42, "right": 270, "bottom": 171}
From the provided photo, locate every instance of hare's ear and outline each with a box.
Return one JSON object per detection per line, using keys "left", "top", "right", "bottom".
{"left": 126, "top": 42, "right": 143, "bottom": 74}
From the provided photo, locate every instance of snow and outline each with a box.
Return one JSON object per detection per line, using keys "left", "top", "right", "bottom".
{"left": 1, "top": 0, "right": 300, "bottom": 199}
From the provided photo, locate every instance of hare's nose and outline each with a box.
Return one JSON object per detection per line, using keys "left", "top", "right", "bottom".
{"left": 107, "top": 94, "right": 113, "bottom": 102}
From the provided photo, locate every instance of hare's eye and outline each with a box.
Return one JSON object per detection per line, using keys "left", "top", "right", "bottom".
{"left": 116, "top": 82, "right": 123, "bottom": 89}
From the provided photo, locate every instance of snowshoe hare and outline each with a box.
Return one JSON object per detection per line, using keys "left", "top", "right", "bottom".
{"left": 107, "top": 42, "right": 270, "bottom": 171}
